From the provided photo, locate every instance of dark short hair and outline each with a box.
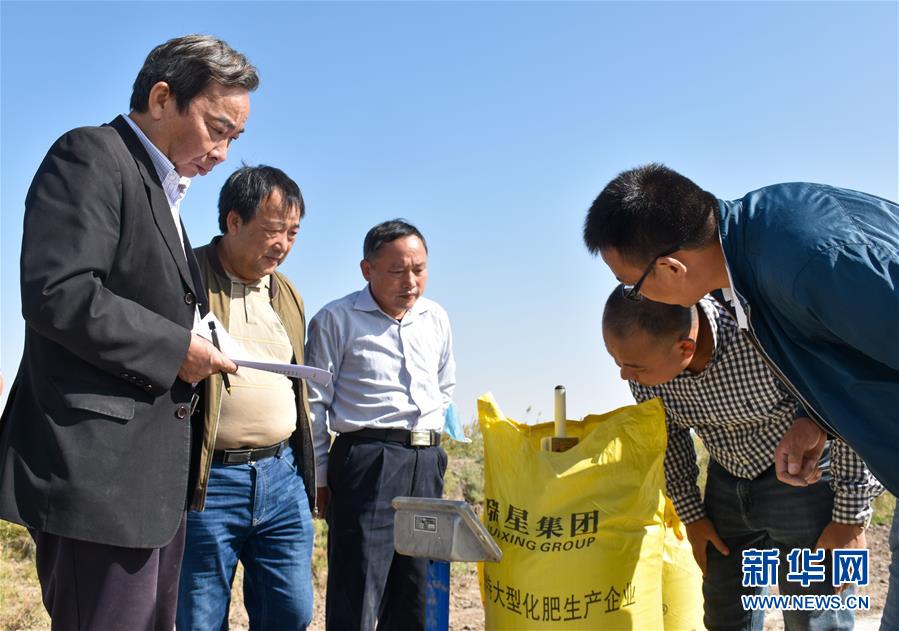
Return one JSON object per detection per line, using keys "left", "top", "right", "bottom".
{"left": 130, "top": 34, "right": 259, "bottom": 113}
{"left": 217, "top": 165, "right": 304, "bottom": 233}
{"left": 583, "top": 163, "right": 719, "bottom": 266}
{"left": 603, "top": 284, "right": 695, "bottom": 342}
{"left": 363, "top": 219, "right": 428, "bottom": 261}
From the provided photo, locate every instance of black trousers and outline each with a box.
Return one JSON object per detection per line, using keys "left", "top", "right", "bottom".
{"left": 31, "top": 513, "right": 187, "bottom": 631}
{"left": 325, "top": 434, "right": 447, "bottom": 631}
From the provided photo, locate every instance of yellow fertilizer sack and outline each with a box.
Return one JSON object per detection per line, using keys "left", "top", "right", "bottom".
{"left": 662, "top": 499, "right": 705, "bottom": 629}
{"left": 478, "top": 393, "right": 703, "bottom": 630}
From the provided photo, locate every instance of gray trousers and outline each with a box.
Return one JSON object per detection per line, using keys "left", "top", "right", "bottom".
{"left": 31, "top": 513, "right": 186, "bottom": 631}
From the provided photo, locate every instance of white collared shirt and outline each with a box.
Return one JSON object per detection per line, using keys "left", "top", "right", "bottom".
{"left": 123, "top": 115, "right": 191, "bottom": 257}
{"left": 305, "top": 286, "right": 456, "bottom": 479}
{"left": 719, "top": 235, "right": 750, "bottom": 330}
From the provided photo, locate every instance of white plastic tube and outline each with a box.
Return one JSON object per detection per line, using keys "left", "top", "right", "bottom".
{"left": 554, "top": 385, "right": 566, "bottom": 438}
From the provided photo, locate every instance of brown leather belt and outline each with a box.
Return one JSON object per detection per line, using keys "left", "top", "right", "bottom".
{"left": 213, "top": 439, "right": 288, "bottom": 465}
{"left": 345, "top": 427, "right": 441, "bottom": 447}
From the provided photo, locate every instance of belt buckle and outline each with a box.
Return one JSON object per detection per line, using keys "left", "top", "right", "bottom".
{"left": 223, "top": 449, "right": 252, "bottom": 465}
{"left": 410, "top": 430, "right": 431, "bottom": 447}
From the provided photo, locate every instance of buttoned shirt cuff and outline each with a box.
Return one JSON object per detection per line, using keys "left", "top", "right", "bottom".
{"left": 671, "top": 491, "right": 706, "bottom": 525}
{"left": 831, "top": 492, "right": 874, "bottom": 527}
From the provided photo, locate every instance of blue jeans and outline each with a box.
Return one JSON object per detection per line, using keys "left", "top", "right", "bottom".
{"left": 881, "top": 502, "right": 899, "bottom": 631}
{"left": 176, "top": 443, "right": 314, "bottom": 631}
{"left": 703, "top": 460, "right": 854, "bottom": 631}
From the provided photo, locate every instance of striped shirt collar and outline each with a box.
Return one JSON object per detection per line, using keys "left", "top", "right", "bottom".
{"left": 122, "top": 114, "right": 191, "bottom": 207}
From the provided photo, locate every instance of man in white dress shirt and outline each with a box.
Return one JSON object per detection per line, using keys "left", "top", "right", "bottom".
{"left": 306, "top": 219, "right": 456, "bottom": 631}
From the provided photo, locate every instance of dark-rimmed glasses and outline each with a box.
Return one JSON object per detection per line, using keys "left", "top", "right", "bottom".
{"left": 620, "top": 244, "right": 682, "bottom": 301}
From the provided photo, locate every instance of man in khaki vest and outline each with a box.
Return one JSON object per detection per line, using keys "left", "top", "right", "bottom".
{"left": 178, "top": 165, "right": 318, "bottom": 630}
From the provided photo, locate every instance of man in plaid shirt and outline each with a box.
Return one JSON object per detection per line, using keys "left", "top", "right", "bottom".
{"left": 602, "top": 286, "right": 882, "bottom": 631}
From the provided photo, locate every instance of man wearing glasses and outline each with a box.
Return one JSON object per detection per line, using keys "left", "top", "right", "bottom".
{"left": 582, "top": 163, "right": 899, "bottom": 629}
{"left": 619, "top": 244, "right": 683, "bottom": 301}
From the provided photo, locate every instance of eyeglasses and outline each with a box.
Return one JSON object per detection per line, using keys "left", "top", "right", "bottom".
{"left": 620, "top": 245, "right": 682, "bottom": 301}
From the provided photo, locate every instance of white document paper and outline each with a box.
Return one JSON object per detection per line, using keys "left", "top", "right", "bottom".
{"left": 230, "top": 358, "right": 332, "bottom": 387}
{"left": 193, "top": 312, "right": 332, "bottom": 387}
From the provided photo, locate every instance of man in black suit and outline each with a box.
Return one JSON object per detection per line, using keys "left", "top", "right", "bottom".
{"left": 0, "top": 35, "right": 257, "bottom": 630}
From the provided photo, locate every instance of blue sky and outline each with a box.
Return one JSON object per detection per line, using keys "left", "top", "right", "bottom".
{"left": 1, "top": 1, "right": 897, "bottom": 424}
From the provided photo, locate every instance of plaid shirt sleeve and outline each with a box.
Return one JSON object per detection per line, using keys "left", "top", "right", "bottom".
{"left": 629, "top": 382, "right": 705, "bottom": 524}
{"left": 829, "top": 438, "right": 884, "bottom": 525}
{"left": 664, "top": 422, "right": 705, "bottom": 524}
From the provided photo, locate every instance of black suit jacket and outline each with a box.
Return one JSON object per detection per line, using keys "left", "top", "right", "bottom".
{"left": 0, "top": 116, "right": 206, "bottom": 548}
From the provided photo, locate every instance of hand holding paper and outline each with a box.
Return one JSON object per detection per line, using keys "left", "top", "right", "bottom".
{"left": 193, "top": 313, "right": 332, "bottom": 387}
